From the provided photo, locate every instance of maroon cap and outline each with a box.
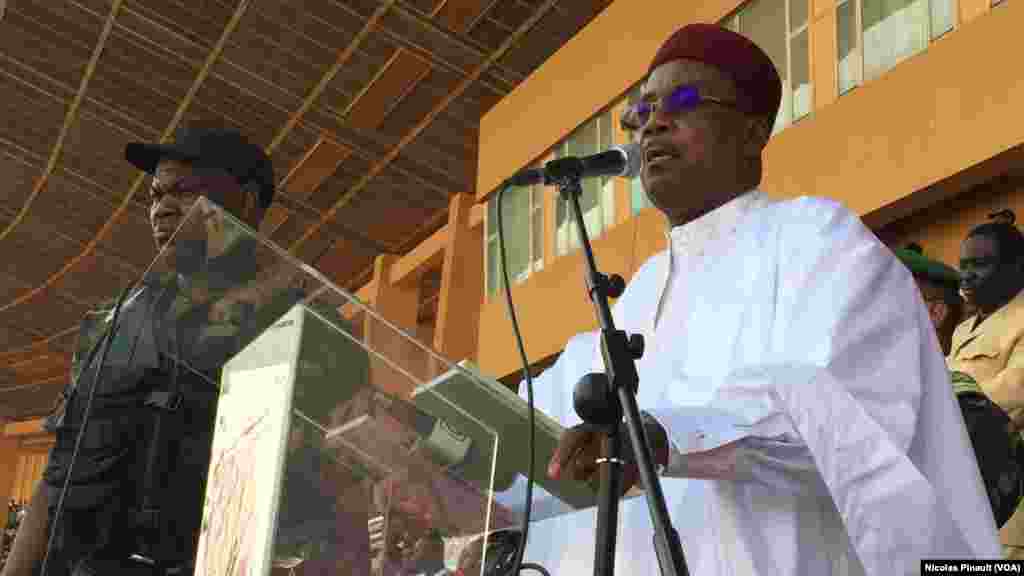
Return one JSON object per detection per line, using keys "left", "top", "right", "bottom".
{"left": 648, "top": 23, "right": 782, "bottom": 120}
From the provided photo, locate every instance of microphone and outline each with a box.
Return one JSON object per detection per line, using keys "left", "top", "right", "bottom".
{"left": 507, "top": 143, "right": 641, "bottom": 187}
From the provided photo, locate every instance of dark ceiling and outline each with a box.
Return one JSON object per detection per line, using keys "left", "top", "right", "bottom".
{"left": 0, "top": 0, "right": 612, "bottom": 422}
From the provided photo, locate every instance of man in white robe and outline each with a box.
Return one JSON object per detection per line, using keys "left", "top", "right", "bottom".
{"left": 514, "top": 23, "right": 1000, "bottom": 576}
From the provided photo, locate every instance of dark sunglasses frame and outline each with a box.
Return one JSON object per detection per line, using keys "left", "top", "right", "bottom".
{"left": 629, "top": 84, "right": 738, "bottom": 127}
{"left": 148, "top": 174, "right": 243, "bottom": 205}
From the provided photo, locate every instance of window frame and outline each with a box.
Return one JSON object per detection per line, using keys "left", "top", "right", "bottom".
{"left": 788, "top": 0, "right": 812, "bottom": 122}
{"left": 484, "top": 179, "right": 545, "bottom": 297}
{"left": 724, "top": 0, "right": 814, "bottom": 132}
{"left": 837, "top": 0, "right": 864, "bottom": 95}
{"left": 554, "top": 109, "right": 618, "bottom": 257}
{"left": 837, "top": 0, "right": 957, "bottom": 96}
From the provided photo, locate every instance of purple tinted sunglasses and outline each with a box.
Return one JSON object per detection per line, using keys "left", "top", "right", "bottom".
{"left": 629, "top": 84, "right": 737, "bottom": 126}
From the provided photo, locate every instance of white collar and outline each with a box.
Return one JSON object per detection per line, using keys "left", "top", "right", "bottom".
{"left": 652, "top": 189, "right": 769, "bottom": 330}
{"left": 664, "top": 190, "right": 768, "bottom": 258}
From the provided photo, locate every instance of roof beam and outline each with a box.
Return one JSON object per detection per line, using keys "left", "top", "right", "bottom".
{"left": 0, "top": 326, "right": 78, "bottom": 361}
{"left": 344, "top": 48, "right": 432, "bottom": 132}
{"left": 3, "top": 418, "right": 45, "bottom": 437}
{"left": 290, "top": 0, "right": 558, "bottom": 253}
{"left": 262, "top": 0, "right": 397, "bottom": 243}
{"left": 383, "top": 0, "right": 520, "bottom": 86}
{"left": 0, "top": 374, "right": 63, "bottom": 394}
{"left": 433, "top": 0, "right": 489, "bottom": 34}
{"left": 279, "top": 137, "right": 352, "bottom": 202}
{"left": 265, "top": 1, "right": 399, "bottom": 155}
{"left": 324, "top": 0, "right": 514, "bottom": 94}
{"left": 0, "top": 0, "right": 251, "bottom": 316}
{"left": 389, "top": 225, "right": 449, "bottom": 284}
{"left": 0, "top": 139, "right": 149, "bottom": 227}
{"left": 0, "top": 0, "right": 124, "bottom": 244}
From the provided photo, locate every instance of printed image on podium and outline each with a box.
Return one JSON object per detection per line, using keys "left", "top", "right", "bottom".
{"left": 135, "top": 198, "right": 514, "bottom": 576}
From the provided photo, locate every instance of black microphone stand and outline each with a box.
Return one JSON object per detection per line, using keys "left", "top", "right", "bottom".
{"left": 545, "top": 156, "right": 689, "bottom": 576}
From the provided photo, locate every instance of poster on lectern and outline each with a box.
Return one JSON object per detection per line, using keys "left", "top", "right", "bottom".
{"left": 194, "top": 363, "right": 294, "bottom": 576}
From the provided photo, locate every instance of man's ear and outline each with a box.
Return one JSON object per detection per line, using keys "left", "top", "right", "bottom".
{"left": 241, "top": 181, "right": 265, "bottom": 227}
{"left": 935, "top": 301, "right": 950, "bottom": 326}
{"left": 742, "top": 115, "right": 772, "bottom": 159}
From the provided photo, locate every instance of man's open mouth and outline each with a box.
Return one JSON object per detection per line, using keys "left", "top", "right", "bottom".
{"left": 644, "top": 146, "right": 677, "bottom": 168}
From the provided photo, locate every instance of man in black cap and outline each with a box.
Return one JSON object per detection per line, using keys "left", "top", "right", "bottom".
{"left": 2, "top": 127, "right": 279, "bottom": 576}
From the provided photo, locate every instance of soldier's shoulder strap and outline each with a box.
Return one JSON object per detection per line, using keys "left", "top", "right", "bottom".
{"left": 45, "top": 298, "right": 125, "bottom": 432}
{"left": 951, "top": 370, "right": 983, "bottom": 397}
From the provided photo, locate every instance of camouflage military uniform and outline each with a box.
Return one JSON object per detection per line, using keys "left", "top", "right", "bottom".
{"left": 40, "top": 237, "right": 367, "bottom": 575}
{"left": 952, "top": 371, "right": 1024, "bottom": 528}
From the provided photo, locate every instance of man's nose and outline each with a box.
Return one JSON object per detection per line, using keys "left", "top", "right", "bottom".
{"left": 640, "top": 106, "right": 673, "bottom": 139}
{"left": 151, "top": 195, "right": 178, "bottom": 219}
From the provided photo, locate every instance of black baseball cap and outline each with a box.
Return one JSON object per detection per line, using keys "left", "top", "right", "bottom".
{"left": 125, "top": 126, "right": 275, "bottom": 210}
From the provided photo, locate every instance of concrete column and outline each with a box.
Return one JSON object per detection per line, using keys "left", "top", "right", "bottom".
{"left": 364, "top": 254, "right": 421, "bottom": 397}
{"left": 811, "top": 0, "right": 839, "bottom": 110}
{"left": 0, "top": 433, "right": 18, "bottom": 507}
{"left": 432, "top": 193, "right": 485, "bottom": 374}
{"left": 960, "top": 0, "right": 991, "bottom": 25}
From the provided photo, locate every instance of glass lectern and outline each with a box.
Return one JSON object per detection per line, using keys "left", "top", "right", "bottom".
{"left": 141, "top": 198, "right": 512, "bottom": 576}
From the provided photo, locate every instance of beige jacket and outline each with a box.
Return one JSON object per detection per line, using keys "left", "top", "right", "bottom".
{"left": 949, "top": 289, "right": 1024, "bottom": 557}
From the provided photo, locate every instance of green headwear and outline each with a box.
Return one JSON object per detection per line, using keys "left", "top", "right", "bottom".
{"left": 894, "top": 243, "right": 960, "bottom": 289}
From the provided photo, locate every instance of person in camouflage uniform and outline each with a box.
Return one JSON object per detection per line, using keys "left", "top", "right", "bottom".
{"left": 2, "top": 127, "right": 368, "bottom": 576}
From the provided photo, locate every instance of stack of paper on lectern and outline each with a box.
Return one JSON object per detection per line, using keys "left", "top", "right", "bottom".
{"left": 412, "top": 361, "right": 600, "bottom": 511}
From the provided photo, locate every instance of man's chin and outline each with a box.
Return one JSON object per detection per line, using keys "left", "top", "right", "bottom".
{"left": 154, "top": 237, "right": 175, "bottom": 253}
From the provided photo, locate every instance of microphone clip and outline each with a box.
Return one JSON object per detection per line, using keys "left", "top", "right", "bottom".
{"left": 543, "top": 156, "right": 587, "bottom": 186}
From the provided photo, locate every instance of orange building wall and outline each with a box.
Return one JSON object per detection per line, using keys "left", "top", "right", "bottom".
{"left": 0, "top": 435, "right": 18, "bottom": 506}
{"left": 477, "top": 207, "right": 667, "bottom": 379}
{"left": 880, "top": 173, "right": 1024, "bottom": 269}
{"left": 477, "top": 0, "right": 746, "bottom": 198}
{"left": 10, "top": 447, "right": 48, "bottom": 504}
{"left": 474, "top": 1, "right": 1024, "bottom": 380}
{"left": 0, "top": 435, "right": 52, "bottom": 505}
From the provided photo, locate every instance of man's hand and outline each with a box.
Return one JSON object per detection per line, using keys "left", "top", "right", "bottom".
{"left": 548, "top": 415, "right": 670, "bottom": 496}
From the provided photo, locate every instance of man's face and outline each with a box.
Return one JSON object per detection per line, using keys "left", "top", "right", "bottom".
{"left": 149, "top": 159, "right": 196, "bottom": 250}
{"left": 638, "top": 59, "right": 763, "bottom": 226}
{"left": 960, "top": 234, "right": 1021, "bottom": 311}
{"left": 149, "top": 159, "right": 261, "bottom": 250}
{"left": 915, "top": 278, "right": 950, "bottom": 330}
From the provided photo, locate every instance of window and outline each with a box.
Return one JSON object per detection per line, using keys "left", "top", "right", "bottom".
{"left": 617, "top": 84, "right": 654, "bottom": 215}
{"left": 630, "top": 176, "right": 653, "bottom": 215}
{"left": 837, "top": 0, "right": 955, "bottom": 94}
{"left": 486, "top": 181, "right": 544, "bottom": 297}
{"left": 723, "top": 0, "right": 813, "bottom": 134}
{"left": 555, "top": 111, "right": 617, "bottom": 256}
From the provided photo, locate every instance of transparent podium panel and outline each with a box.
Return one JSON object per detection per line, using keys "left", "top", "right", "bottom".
{"left": 135, "top": 198, "right": 511, "bottom": 576}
